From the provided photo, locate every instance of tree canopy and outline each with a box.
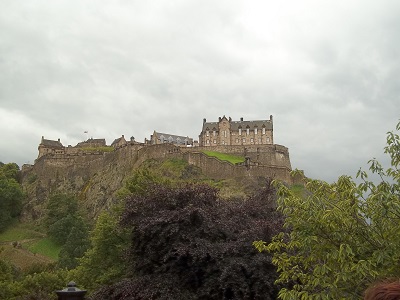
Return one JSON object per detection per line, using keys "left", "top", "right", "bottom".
{"left": 44, "top": 193, "right": 89, "bottom": 269}
{"left": 0, "top": 163, "right": 23, "bottom": 232}
{"left": 255, "top": 121, "right": 400, "bottom": 299}
{"left": 91, "top": 182, "right": 283, "bottom": 300}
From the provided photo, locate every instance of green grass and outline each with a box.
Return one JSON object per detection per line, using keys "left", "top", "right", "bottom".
{"left": 161, "top": 159, "right": 188, "bottom": 176}
{"left": 0, "top": 222, "right": 44, "bottom": 242}
{"left": 81, "top": 146, "right": 114, "bottom": 153}
{"left": 202, "top": 151, "right": 245, "bottom": 164}
{"left": 27, "top": 238, "right": 61, "bottom": 260}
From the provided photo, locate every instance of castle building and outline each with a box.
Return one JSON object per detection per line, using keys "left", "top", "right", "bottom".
{"left": 150, "top": 131, "right": 193, "bottom": 147}
{"left": 76, "top": 138, "right": 106, "bottom": 148}
{"left": 111, "top": 135, "right": 127, "bottom": 149}
{"left": 199, "top": 115, "right": 273, "bottom": 147}
{"left": 38, "top": 136, "right": 64, "bottom": 159}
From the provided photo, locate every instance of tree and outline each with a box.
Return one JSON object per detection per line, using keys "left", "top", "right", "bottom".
{"left": 255, "top": 121, "right": 400, "bottom": 299}
{"left": 44, "top": 193, "right": 89, "bottom": 269}
{"left": 91, "top": 182, "right": 283, "bottom": 300}
{"left": 0, "top": 163, "right": 24, "bottom": 232}
{"left": 58, "top": 216, "right": 90, "bottom": 269}
{"left": 44, "top": 194, "right": 78, "bottom": 230}
{"left": 73, "top": 206, "right": 130, "bottom": 290}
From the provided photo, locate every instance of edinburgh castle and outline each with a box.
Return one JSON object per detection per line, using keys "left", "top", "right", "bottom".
{"left": 20, "top": 115, "right": 302, "bottom": 221}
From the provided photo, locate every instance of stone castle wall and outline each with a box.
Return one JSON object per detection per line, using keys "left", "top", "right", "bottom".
{"left": 25, "top": 142, "right": 295, "bottom": 185}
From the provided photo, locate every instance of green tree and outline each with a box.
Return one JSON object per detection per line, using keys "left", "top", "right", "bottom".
{"left": 58, "top": 216, "right": 90, "bottom": 269}
{"left": 74, "top": 206, "right": 130, "bottom": 290}
{"left": 44, "top": 194, "right": 78, "bottom": 229}
{"left": 255, "top": 121, "right": 400, "bottom": 299}
{"left": 0, "top": 163, "right": 24, "bottom": 232}
{"left": 45, "top": 193, "right": 89, "bottom": 268}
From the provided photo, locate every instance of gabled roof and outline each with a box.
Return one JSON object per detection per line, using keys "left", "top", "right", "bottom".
{"left": 40, "top": 138, "right": 63, "bottom": 148}
{"left": 202, "top": 122, "right": 219, "bottom": 131}
{"left": 111, "top": 137, "right": 125, "bottom": 146}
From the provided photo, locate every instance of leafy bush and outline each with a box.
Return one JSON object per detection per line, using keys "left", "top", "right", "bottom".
{"left": 255, "top": 121, "right": 400, "bottom": 299}
{"left": 91, "top": 182, "right": 283, "bottom": 299}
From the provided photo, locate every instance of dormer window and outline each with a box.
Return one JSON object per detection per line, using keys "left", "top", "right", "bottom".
{"left": 254, "top": 128, "right": 258, "bottom": 135}
{"left": 239, "top": 128, "right": 242, "bottom": 135}
{"left": 213, "top": 130, "right": 216, "bottom": 136}
{"left": 246, "top": 128, "right": 250, "bottom": 135}
{"left": 262, "top": 127, "right": 266, "bottom": 135}
{"left": 206, "top": 130, "right": 209, "bottom": 136}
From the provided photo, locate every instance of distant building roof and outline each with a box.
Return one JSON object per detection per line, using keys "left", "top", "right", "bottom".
{"left": 201, "top": 116, "right": 273, "bottom": 132}
{"left": 153, "top": 131, "right": 193, "bottom": 145}
{"left": 76, "top": 138, "right": 106, "bottom": 147}
{"left": 111, "top": 135, "right": 126, "bottom": 146}
{"left": 40, "top": 136, "right": 63, "bottom": 148}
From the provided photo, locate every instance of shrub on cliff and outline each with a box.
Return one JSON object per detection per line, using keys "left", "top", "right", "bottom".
{"left": 90, "top": 182, "right": 283, "bottom": 299}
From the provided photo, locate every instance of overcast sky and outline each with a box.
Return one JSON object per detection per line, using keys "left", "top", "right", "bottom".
{"left": 0, "top": 0, "right": 398, "bottom": 183}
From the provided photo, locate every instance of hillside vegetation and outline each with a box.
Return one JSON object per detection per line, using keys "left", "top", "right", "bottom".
{"left": 201, "top": 150, "right": 245, "bottom": 164}
{"left": 1, "top": 157, "right": 281, "bottom": 299}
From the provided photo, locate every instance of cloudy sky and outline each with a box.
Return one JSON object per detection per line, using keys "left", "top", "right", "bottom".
{"left": 1, "top": 0, "right": 399, "bottom": 183}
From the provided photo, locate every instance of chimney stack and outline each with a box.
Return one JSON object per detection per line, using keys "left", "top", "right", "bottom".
{"left": 240, "top": 117, "right": 243, "bottom": 121}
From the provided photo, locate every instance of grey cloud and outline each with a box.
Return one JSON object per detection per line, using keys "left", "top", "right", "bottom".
{"left": 0, "top": 0, "right": 399, "bottom": 183}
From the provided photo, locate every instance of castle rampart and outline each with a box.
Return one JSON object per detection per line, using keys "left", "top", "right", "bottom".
{"left": 25, "top": 141, "right": 295, "bottom": 186}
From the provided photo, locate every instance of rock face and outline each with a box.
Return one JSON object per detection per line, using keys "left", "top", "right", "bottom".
{"left": 20, "top": 143, "right": 299, "bottom": 222}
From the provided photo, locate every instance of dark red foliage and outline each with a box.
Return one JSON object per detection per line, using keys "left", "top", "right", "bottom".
{"left": 91, "top": 182, "right": 283, "bottom": 300}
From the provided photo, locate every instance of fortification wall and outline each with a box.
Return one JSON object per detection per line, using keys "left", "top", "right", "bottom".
{"left": 26, "top": 142, "right": 294, "bottom": 186}
{"left": 177, "top": 151, "right": 292, "bottom": 183}
{"left": 186, "top": 144, "right": 292, "bottom": 169}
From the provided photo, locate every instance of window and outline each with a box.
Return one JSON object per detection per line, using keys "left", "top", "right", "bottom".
{"left": 254, "top": 128, "right": 258, "bottom": 135}
{"left": 213, "top": 130, "right": 216, "bottom": 136}
{"left": 236, "top": 138, "right": 239, "bottom": 143}
{"left": 242, "top": 138, "right": 246, "bottom": 143}
{"left": 266, "top": 137, "right": 270, "bottom": 142}
{"left": 262, "top": 128, "right": 266, "bottom": 134}
{"left": 213, "top": 140, "right": 216, "bottom": 144}
{"left": 246, "top": 128, "right": 250, "bottom": 135}
{"left": 224, "top": 130, "right": 227, "bottom": 137}
{"left": 206, "top": 130, "right": 209, "bottom": 136}
{"left": 222, "top": 140, "right": 225, "bottom": 145}
{"left": 250, "top": 138, "right": 254, "bottom": 143}
{"left": 258, "top": 138, "right": 261, "bottom": 143}
{"left": 239, "top": 128, "right": 242, "bottom": 135}
{"left": 206, "top": 139, "right": 210, "bottom": 144}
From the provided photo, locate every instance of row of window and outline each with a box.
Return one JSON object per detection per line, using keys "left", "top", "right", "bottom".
{"left": 205, "top": 137, "right": 270, "bottom": 145}
{"left": 206, "top": 128, "right": 266, "bottom": 136}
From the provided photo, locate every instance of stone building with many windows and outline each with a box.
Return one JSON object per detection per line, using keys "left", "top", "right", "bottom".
{"left": 199, "top": 115, "right": 273, "bottom": 147}
{"left": 150, "top": 131, "right": 194, "bottom": 147}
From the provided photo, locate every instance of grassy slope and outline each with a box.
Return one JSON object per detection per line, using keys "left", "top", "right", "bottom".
{"left": 0, "top": 222, "right": 60, "bottom": 269}
{"left": 201, "top": 151, "right": 245, "bottom": 164}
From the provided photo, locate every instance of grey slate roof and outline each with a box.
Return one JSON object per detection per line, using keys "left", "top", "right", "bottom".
{"left": 154, "top": 132, "right": 193, "bottom": 145}
{"left": 41, "top": 139, "right": 63, "bottom": 148}
{"left": 202, "top": 119, "right": 273, "bottom": 132}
